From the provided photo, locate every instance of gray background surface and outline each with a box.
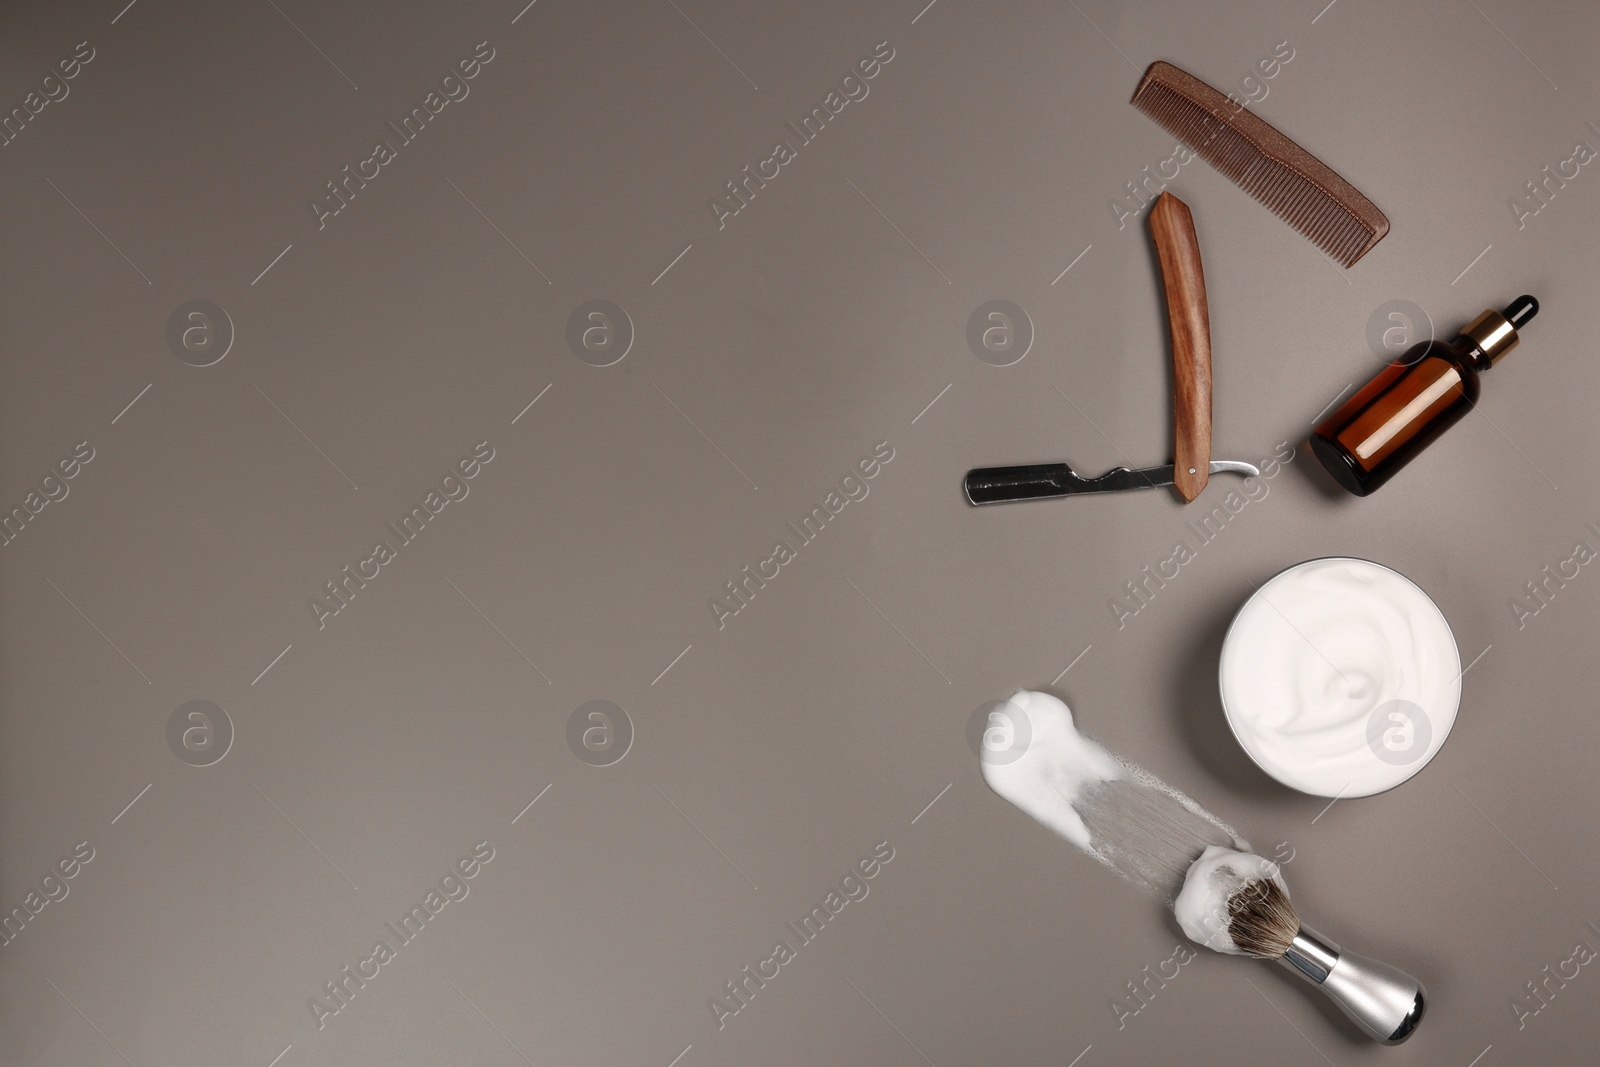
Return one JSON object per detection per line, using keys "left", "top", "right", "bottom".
{"left": 2, "top": 0, "right": 1597, "bottom": 1064}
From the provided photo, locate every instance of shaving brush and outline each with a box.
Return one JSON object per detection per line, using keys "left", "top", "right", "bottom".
{"left": 1178, "top": 846, "right": 1425, "bottom": 1044}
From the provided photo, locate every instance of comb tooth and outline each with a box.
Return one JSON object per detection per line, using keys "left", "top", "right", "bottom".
{"left": 1335, "top": 234, "right": 1363, "bottom": 267}
{"left": 1250, "top": 158, "right": 1280, "bottom": 198}
{"left": 1300, "top": 197, "right": 1336, "bottom": 238}
{"left": 1255, "top": 162, "right": 1282, "bottom": 201}
{"left": 1280, "top": 197, "right": 1309, "bottom": 236}
{"left": 1293, "top": 205, "right": 1332, "bottom": 254}
{"left": 1351, "top": 217, "right": 1380, "bottom": 250}
{"left": 1295, "top": 180, "right": 1328, "bottom": 219}
{"left": 1298, "top": 188, "right": 1343, "bottom": 254}
{"left": 1267, "top": 168, "right": 1300, "bottom": 213}
{"left": 1254, "top": 159, "right": 1285, "bottom": 197}
{"left": 1217, "top": 136, "right": 1251, "bottom": 179}
{"left": 1230, "top": 137, "right": 1260, "bottom": 174}
{"left": 1326, "top": 218, "right": 1366, "bottom": 266}
{"left": 1292, "top": 207, "right": 1331, "bottom": 257}
{"left": 1280, "top": 177, "right": 1312, "bottom": 223}
{"left": 1265, "top": 165, "right": 1294, "bottom": 208}
{"left": 1235, "top": 155, "right": 1260, "bottom": 192}
{"left": 1305, "top": 201, "right": 1347, "bottom": 254}
{"left": 1306, "top": 197, "right": 1345, "bottom": 241}
{"left": 1353, "top": 227, "right": 1378, "bottom": 262}
{"left": 1259, "top": 180, "right": 1283, "bottom": 214}
{"left": 1328, "top": 220, "right": 1363, "bottom": 263}
{"left": 1276, "top": 191, "right": 1306, "bottom": 228}
{"left": 1342, "top": 227, "right": 1375, "bottom": 266}
{"left": 1257, "top": 168, "right": 1285, "bottom": 208}
{"left": 1322, "top": 206, "right": 1366, "bottom": 255}
{"left": 1232, "top": 160, "right": 1255, "bottom": 186}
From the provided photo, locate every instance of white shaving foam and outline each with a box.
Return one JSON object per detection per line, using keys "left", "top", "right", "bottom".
{"left": 979, "top": 690, "right": 1125, "bottom": 852}
{"left": 980, "top": 690, "right": 1246, "bottom": 895}
{"left": 1174, "top": 844, "right": 1289, "bottom": 954}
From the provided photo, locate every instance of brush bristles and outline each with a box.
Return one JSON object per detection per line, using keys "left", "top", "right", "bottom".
{"left": 1227, "top": 877, "right": 1300, "bottom": 959}
{"left": 1132, "top": 65, "right": 1388, "bottom": 268}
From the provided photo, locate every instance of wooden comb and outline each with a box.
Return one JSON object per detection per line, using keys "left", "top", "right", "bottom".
{"left": 1131, "top": 61, "right": 1389, "bottom": 268}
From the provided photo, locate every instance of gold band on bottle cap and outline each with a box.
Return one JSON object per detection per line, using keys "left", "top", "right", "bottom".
{"left": 1461, "top": 310, "right": 1519, "bottom": 365}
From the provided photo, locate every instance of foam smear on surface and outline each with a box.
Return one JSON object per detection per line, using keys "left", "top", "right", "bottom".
{"left": 979, "top": 690, "right": 1245, "bottom": 903}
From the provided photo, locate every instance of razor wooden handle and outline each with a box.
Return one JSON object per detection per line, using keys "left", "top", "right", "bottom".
{"left": 1149, "top": 192, "right": 1212, "bottom": 503}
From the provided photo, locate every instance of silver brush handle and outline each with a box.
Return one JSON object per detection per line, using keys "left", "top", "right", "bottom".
{"left": 1278, "top": 926, "right": 1426, "bottom": 1044}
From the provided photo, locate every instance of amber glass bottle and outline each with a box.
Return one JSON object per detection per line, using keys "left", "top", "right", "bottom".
{"left": 1311, "top": 296, "right": 1538, "bottom": 496}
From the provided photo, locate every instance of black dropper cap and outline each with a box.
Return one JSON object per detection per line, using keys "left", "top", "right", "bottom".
{"left": 1503, "top": 295, "right": 1539, "bottom": 329}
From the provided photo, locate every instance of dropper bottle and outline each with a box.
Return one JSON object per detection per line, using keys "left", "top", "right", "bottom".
{"left": 1311, "top": 295, "right": 1539, "bottom": 496}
